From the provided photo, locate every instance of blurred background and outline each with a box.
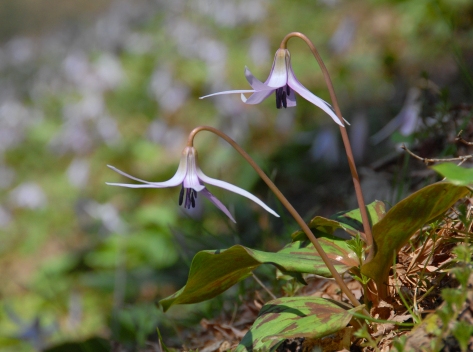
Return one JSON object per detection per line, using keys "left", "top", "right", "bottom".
{"left": 0, "top": 0, "right": 472, "bottom": 350}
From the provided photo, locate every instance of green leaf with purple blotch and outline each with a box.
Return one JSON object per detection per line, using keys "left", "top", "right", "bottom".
{"left": 361, "top": 182, "right": 469, "bottom": 295}
{"left": 235, "top": 297, "right": 355, "bottom": 351}
{"left": 159, "top": 235, "right": 358, "bottom": 312}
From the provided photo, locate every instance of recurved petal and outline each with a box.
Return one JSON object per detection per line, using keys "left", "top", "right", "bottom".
{"left": 107, "top": 160, "right": 186, "bottom": 188}
{"left": 286, "top": 87, "right": 297, "bottom": 107}
{"left": 196, "top": 168, "right": 279, "bottom": 218}
{"left": 287, "top": 66, "right": 344, "bottom": 126}
{"left": 244, "top": 66, "right": 274, "bottom": 91}
{"left": 200, "top": 188, "right": 236, "bottom": 223}
{"left": 106, "top": 182, "right": 160, "bottom": 188}
{"left": 199, "top": 90, "right": 255, "bottom": 100}
{"left": 241, "top": 90, "right": 273, "bottom": 105}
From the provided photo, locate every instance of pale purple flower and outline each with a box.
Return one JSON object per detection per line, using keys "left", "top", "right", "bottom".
{"left": 200, "top": 49, "right": 344, "bottom": 126}
{"left": 370, "top": 87, "right": 421, "bottom": 145}
{"left": 107, "top": 146, "right": 279, "bottom": 223}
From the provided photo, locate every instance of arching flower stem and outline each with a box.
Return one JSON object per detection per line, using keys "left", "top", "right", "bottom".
{"left": 188, "top": 126, "right": 368, "bottom": 315}
{"left": 280, "top": 32, "right": 374, "bottom": 262}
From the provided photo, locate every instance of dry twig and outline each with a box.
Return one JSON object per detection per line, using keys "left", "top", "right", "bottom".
{"left": 455, "top": 130, "right": 473, "bottom": 146}
{"left": 401, "top": 144, "right": 472, "bottom": 165}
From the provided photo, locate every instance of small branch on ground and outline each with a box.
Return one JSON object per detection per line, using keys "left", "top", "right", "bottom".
{"left": 252, "top": 273, "right": 277, "bottom": 300}
{"left": 401, "top": 145, "right": 472, "bottom": 166}
{"left": 456, "top": 130, "right": 473, "bottom": 146}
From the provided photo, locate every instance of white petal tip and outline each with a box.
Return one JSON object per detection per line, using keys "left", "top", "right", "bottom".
{"left": 240, "top": 93, "right": 247, "bottom": 103}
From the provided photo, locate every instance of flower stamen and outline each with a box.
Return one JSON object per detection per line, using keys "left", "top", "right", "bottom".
{"left": 275, "top": 87, "right": 288, "bottom": 109}
{"left": 179, "top": 185, "right": 184, "bottom": 206}
{"left": 275, "top": 88, "right": 280, "bottom": 109}
{"left": 282, "top": 89, "right": 287, "bottom": 108}
{"left": 184, "top": 188, "right": 198, "bottom": 209}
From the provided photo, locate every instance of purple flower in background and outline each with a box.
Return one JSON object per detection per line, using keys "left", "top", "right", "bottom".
{"left": 107, "top": 147, "right": 279, "bottom": 223}
{"left": 370, "top": 87, "right": 421, "bottom": 145}
{"left": 200, "top": 49, "right": 344, "bottom": 126}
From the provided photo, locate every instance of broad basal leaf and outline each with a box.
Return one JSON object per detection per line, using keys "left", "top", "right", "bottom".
{"left": 331, "top": 199, "right": 386, "bottom": 234}
{"left": 235, "top": 297, "right": 355, "bottom": 351}
{"left": 361, "top": 182, "right": 469, "bottom": 294}
{"left": 159, "top": 235, "right": 357, "bottom": 311}
{"left": 431, "top": 163, "right": 473, "bottom": 186}
{"left": 292, "top": 200, "right": 386, "bottom": 242}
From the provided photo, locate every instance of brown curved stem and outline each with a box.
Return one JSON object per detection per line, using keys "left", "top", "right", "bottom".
{"left": 280, "top": 32, "right": 374, "bottom": 262}
{"left": 188, "top": 126, "right": 368, "bottom": 315}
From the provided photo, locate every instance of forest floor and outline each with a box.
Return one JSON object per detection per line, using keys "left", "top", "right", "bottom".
{"left": 167, "top": 204, "right": 473, "bottom": 351}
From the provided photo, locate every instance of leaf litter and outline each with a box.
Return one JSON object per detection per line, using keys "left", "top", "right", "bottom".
{"left": 165, "top": 196, "right": 472, "bottom": 352}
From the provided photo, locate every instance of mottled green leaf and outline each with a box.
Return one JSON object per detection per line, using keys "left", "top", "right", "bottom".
{"left": 361, "top": 182, "right": 469, "bottom": 291}
{"left": 235, "top": 297, "right": 354, "bottom": 351}
{"left": 159, "top": 236, "right": 357, "bottom": 311}
{"left": 431, "top": 163, "right": 473, "bottom": 186}
{"left": 331, "top": 200, "right": 386, "bottom": 233}
{"left": 291, "top": 200, "right": 386, "bottom": 241}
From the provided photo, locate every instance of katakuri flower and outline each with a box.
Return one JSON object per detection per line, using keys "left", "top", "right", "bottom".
{"left": 106, "top": 146, "right": 279, "bottom": 223}
{"left": 200, "top": 48, "right": 344, "bottom": 126}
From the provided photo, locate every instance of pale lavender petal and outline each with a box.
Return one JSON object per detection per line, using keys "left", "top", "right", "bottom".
{"left": 287, "top": 66, "right": 344, "bottom": 126}
{"left": 200, "top": 188, "right": 236, "bottom": 223}
{"left": 196, "top": 168, "right": 279, "bottom": 217}
{"left": 107, "top": 157, "right": 186, "bottom": 188}
{"left": 321, "top": 101, "right": 350, "bottom": 124}
{"left": 265, "top": 49, "right": 289, "bottom": 88}
{"left": 286, "top": 88, "right": 297, "bottom": 107}
{"left": 106, "top": 182, "right": 161, "bottom": 188}
{"left": 399, "top": 88, "right": 421, "bottom": 136}
{"left": 107, "top": 165, "right": 157, "bottom": 184}
{"left": 242, "top": 90, "right": 274, "bottom": 105}
{"left": 244, "top": 67, "right": 274, "bottom": 91}
{"left": 200, "top": 90, "right": 255, "bottom": 100}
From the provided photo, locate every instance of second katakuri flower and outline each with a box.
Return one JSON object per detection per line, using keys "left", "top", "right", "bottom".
{"left": 200, "top": 48, "right": 344, "bottom": 126}
{"left": 107, "top": 146, "right": 279, "bottom": 223}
